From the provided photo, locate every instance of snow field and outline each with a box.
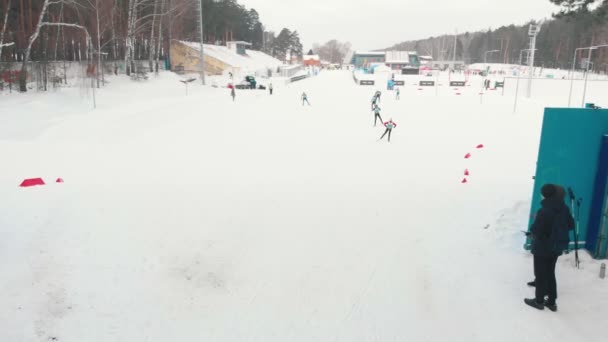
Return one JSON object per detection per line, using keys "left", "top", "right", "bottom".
{"left": 1, "top": 70, "right": 607, "bottom": 342}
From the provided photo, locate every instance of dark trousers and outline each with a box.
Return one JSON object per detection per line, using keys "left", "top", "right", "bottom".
{"left": 380, "top": 128, "right": 392, "bottom": 142}
{"left": 534, "top": 255, "right": 559, "bottom": 303}
{"left": 374, "top": 114, "right": 383, "bottom": 126}
{"left": 302, "top": 98, "right": 310, "bottom": 105}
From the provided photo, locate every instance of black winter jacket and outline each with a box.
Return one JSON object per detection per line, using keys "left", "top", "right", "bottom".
{"left": 531, "top": 198, "right": 575, "bottom": 257}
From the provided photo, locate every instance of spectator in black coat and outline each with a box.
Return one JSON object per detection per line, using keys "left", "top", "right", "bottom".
{"left": 525, "top": 184, "right": 574, "bottom": 312}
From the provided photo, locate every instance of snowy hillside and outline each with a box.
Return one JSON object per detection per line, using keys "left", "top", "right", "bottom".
{"left": 1, "top": 71, "right": 607, "bottom": 342}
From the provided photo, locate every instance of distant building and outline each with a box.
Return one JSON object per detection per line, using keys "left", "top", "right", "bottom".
{"left": 303, "top": 55, "right": 321, "bottom": 66}
{"left": 431, "top": 60, "right": 466, "bottom": 71}
{"left": 226, "top": 41, "right": 252, "bottom": 56}
{"left": 419, "top": 55, "right": 433, "bottom": 65}
{"left": 384, "top": 51, "right": 420, "bottom": 70}
{"left": 351, "top": 52, "right": 386, "bottom": 68}
{"left": 351, "top": 50, "right": 420, "bottom": 73}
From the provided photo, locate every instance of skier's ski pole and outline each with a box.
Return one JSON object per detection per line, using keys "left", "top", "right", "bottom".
{"left": 568, "top": 187, "right": 580, "bottom": 268}
{"left": 575, "top": 199, "right": 582, "bottom": 269}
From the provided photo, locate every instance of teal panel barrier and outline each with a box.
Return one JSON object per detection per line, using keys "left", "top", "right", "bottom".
{"left": 526, "top": 108, "right": 608, "bottom": 258}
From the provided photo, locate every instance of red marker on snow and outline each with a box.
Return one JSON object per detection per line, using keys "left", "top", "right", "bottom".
{"left": 465, "top": 153, "right": 471, "bottom": 159}
{"left": 477, "top": 144, "right": 484, "bottom": 149}
{"left": 56, "top": 178, "right": 64, "bottom": 183}
{"left": 465, "top": 169, "right": 470, "bottom": 176}
{"left": 462, "top": 178, "right": 468, "bottom": 184}
{"left": 20, "top": 178, "right": 45, "bottom": 187}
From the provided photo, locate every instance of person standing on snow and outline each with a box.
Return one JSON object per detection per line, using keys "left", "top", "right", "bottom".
{"left": 525, "top": 184, "right": 574, "bottom": 312}
{"left": 527, "top": 185, "right": 567, "bottom": 289}
{"left": 379, "top": 118, "right": 396, "bottom": 142}
{"left": 395, "top": 87, "right": 400, "bottom": 100}
{"left": 302, "top": 92, "right": 311, "bottom": 106}
{"left": 231, "top": 87, "right": 236, "bottom": 102}
{"left": 372, "top": 104, "right": 384, "bottom": 127}
{"left": 269, "top": 83, "right": 274, "bottom": 95}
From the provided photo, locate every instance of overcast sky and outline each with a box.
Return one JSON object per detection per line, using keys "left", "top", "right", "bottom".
{"left": 238, "top": 0, "right": 559, "bottom": 51}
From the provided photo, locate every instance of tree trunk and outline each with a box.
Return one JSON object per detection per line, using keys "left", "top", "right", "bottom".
{"left": 0, "top": 0, "right": 12, "bottom": 62}
{"left": 95, "top": 0, "right": 101, "bottom": 87}
{"left": 125, "top": 0, "right": 137, "bottom": 76}
{"left": 110, "top": 2, "right": 116, "bottom": 60}
{"left": 19, "top": 0, "right": 25, "bottom": 43}
{"left": 27, "top": 0, "right": 32, "bottom": 33}
{"left": 19, "top": 0, "right": 51, "bottom": 92}
{"left": 53, "top": 2, "right": 64, "bottom": 60}
{"left": 155, "top": 0, "right": 165, "bottom": 73}
{"left": 148, "top": 0, "right": 158, "bottom": 71}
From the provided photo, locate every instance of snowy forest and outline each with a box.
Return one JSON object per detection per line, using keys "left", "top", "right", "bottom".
{"left": 387, "top": 1, "right": 608, "bottom": 70}
{"left": 0, "top": 0, "right": 303, "bottom": 92}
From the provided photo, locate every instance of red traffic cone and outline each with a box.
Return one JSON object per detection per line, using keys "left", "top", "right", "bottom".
{"left": 462, "top": 178, "right": 468, "bottom": 184}
{"left": 464, "top": 153, "right": 471, "bottom": 159}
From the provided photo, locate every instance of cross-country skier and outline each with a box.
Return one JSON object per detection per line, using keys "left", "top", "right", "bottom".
{"left": 373, "top": 104, "right": 383, "bottom": 127}
{"left": 379, "top": 118, "right": 397, "bottom": 142}
{"left": 231, "top": 87, "right": 236, "bottom": 102}
{"left": 524, "top": 184, "right": 574, "bottom": 312}
{"left": 371, "top": 91, "right": 381, "bottom": 110}
{"left": 302, "top": 92, "right": 311, "bottom": 106}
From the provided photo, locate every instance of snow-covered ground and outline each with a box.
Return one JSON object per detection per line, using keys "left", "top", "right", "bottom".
{"left": 1, "top": 70, "right": 607, "bottom": 342}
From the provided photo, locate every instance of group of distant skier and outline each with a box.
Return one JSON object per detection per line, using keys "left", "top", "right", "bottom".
{"left": 229, "top": 82, "right": 273, "bottom": 102}
{"left": 371, "top": 91, "right": 397, "bottom": 142}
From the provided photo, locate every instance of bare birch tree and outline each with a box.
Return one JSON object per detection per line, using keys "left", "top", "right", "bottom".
{"left": 19, "top": 0, "right": 92, "bottom": 92}
{"left": 0, "top": 0, "right": 12, "bottom": 61}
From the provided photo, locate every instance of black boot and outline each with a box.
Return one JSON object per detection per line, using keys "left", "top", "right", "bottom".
{"left": 544, "top": 300, "right": 557, "bottom": 312}
{"left": 524, "top": 298, "right": 544, "bottom": 310}
{"left": 527, "top": 281, "right": 536, "bottom": 287}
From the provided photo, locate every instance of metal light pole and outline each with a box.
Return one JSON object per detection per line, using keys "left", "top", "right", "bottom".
{"left": 518, "top": 48, "right": 535, "bottom": 66}
{"left": 484, "top": 50, "right": 500, "bottom": 64}
{"left": 199, "top": 0, "right": 206, "bottom": 85}
{"left": 568, "top": 47, "right": 592, "bottom": 107}
{"left": 526, "top": 23, "right": 541, "bottom": 99}
{"left": 581, "top": 45, "right": 608, "bottom": 107}
{"left": 514, "top": 49, "right": 533, "bottom": 113}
